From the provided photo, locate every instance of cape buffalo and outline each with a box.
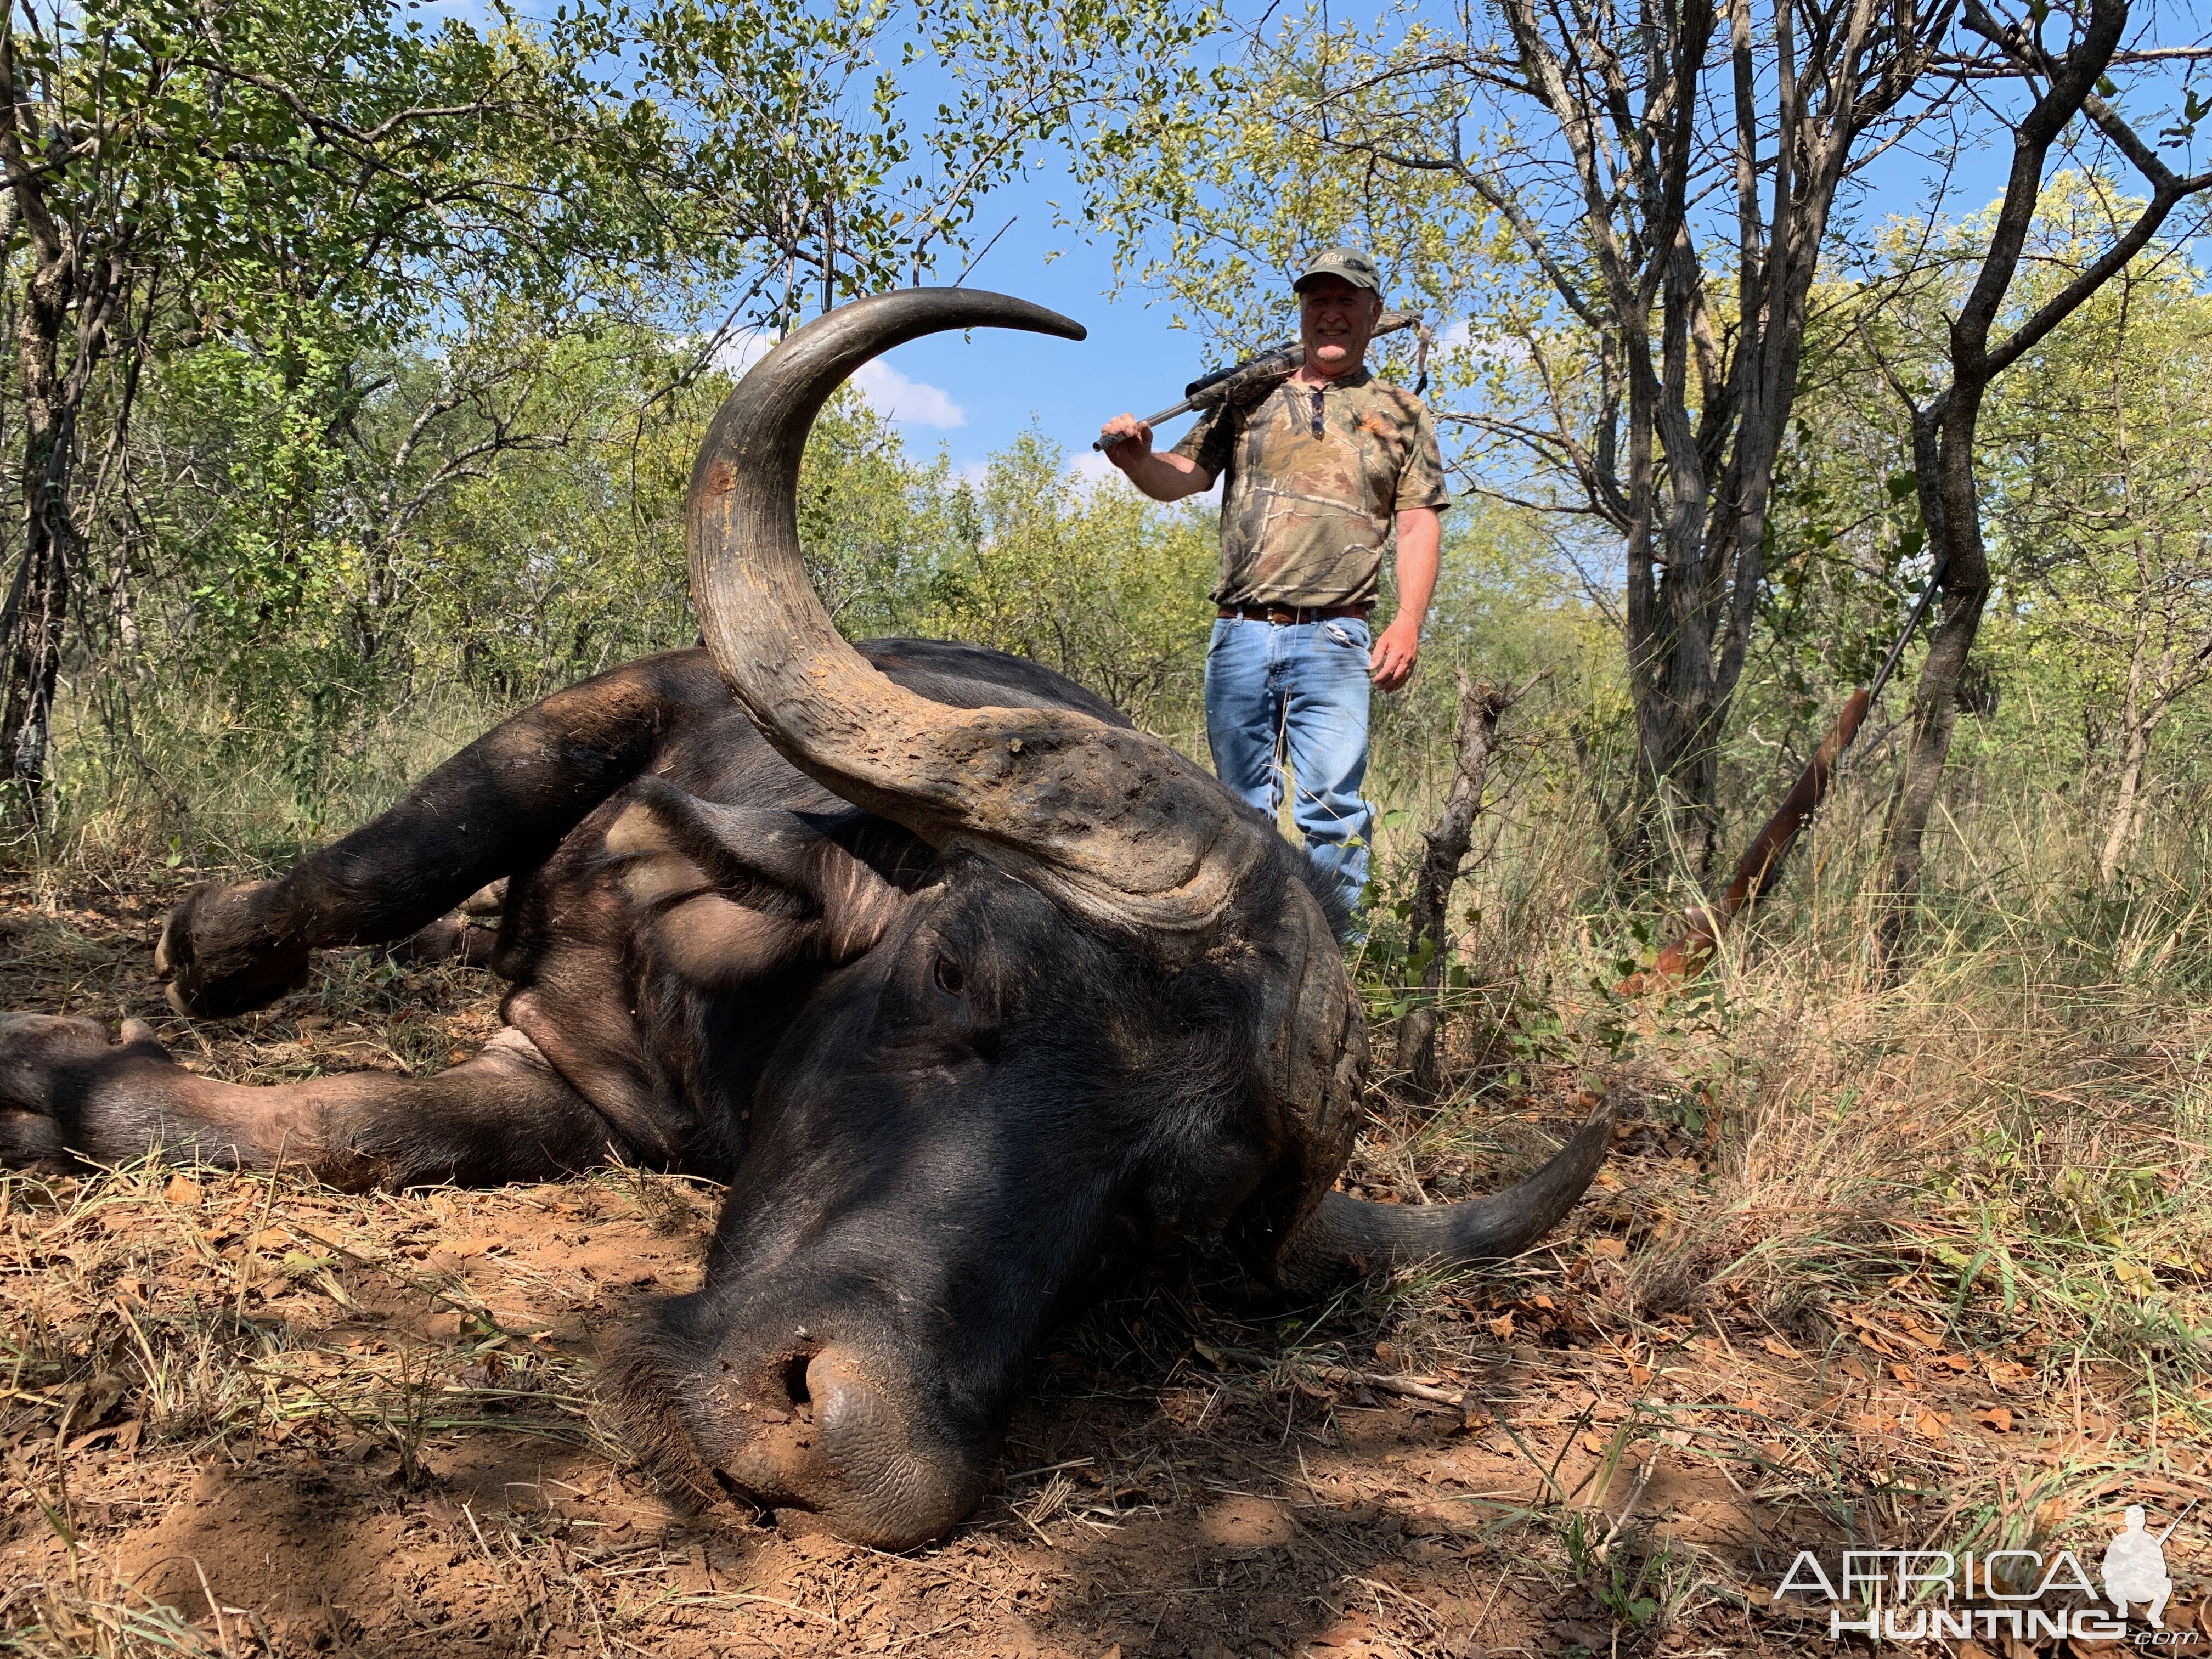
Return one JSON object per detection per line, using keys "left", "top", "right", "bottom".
{"left": 0, "top": 290, "right": 1609, "bottom": 1549}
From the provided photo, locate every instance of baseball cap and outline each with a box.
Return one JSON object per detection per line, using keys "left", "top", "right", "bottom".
{"left": 1293, "top": 246, "right": 1383, "bottom": 294}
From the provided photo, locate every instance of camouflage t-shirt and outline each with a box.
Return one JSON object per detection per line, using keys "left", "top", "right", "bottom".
{"left": 1172, "top": 369, "right": 1449, "bottom": 608}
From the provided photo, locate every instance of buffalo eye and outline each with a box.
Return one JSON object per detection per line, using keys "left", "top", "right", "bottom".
{"left": 932, "top": 953, "right": 966, "bottom": 997}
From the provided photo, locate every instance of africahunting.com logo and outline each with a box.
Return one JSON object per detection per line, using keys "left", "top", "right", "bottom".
{"left": 1774, "top": 1504, "right": 2198, "bottom": 1645}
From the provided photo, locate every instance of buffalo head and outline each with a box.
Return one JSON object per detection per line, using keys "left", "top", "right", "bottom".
{"left": 618, "top": 290, "right": 1610, "bottom": 1548}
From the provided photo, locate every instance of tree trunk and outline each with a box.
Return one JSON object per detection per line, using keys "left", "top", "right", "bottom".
{"left": 1871, "top": 0, "right": 2204, "bottom": 969}
{"left": 6, "top": 354, "right": 78, "bottom": 786}
{"left": 0, "top": 243, "right": 123, "bottom": 792}
{"left": 0, "top": 33, "right": 125, "bottom": 795}
{"left": 1880, "top": 401, "right": 1990, "bottom": 963}
{"left": 2, "top": 281, "right": 75, "bottom": 789}
{"left": 2098, "top": 723, "right": 2151, "bottom": 884}
{"left": 2096, "top": 613, "right": 2156, "bottom": 883}
{"left": 1399, "top": 672, "right": 1537, "bottom": 1096}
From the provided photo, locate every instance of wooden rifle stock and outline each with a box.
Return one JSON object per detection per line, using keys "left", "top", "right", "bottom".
{"left": 1621, "top": 687, "right": 1871, "bottom": 993}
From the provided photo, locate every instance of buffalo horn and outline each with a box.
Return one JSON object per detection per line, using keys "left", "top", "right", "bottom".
{"left": 1271, "top": 1096, "right": 1615, "bottom": 1295}
{"left": 687, "top": 290, "right": 1271, "bottom": 943}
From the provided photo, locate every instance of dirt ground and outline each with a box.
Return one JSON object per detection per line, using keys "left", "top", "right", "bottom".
{"left": 2, "top": 872, "right": 2207, "bottom": 1657}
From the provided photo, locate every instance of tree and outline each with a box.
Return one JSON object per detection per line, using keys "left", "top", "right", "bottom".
{"left": 1, "top": 0, "right": 1206, "bottom": 803}
{"left": 924, "top": 432, "right": 1217, "bottom": 734}
{"left": 1982, "top": 202, "right": 2212, "bottom": 882}
{"left": 0, "top": 0, "right": 668, "bottom": 791}
{"left": 1080, "top": 0, "right": 1950, "bottom": 878}
{"left": 1855, "top": 0, "right": 2212, "bottom": 958}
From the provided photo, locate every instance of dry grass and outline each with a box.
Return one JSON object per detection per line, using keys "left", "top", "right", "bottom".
{"left": 1, "top": 758, "right": 2209, "bottom": 1656}
{"left": 1352, "top": 764, "right": 2212, "bottom": 1605}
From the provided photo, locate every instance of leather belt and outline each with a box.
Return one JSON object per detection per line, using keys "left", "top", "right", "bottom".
{"left": 1217, "top": 603, "right": 1370, "bottom": 625}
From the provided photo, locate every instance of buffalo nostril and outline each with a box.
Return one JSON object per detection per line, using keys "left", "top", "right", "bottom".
{"left": 710, "top": 1466, "right": 773, "bottom": 1521}
{"left": 782, "top": 1352, "right": 815, "bottom": 1415}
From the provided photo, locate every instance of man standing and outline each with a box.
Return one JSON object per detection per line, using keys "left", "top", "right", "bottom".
{"left": 1100, "top": 247, "right": 1447, "bottom": 934}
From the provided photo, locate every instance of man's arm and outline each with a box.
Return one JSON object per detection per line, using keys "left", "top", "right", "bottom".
{"left": 1098, "top": 414, "right": 1217, "bottom": 502}
{"left": 1370, "top": 506, "right": 1440, "bottom": 692}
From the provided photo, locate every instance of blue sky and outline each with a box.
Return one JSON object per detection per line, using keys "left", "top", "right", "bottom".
{"left": 802, "top": 192, "right": 1210, "bottom": 492}
{"left": 827, "top": 111, "right": 2204, "bottom": 499}
{"left": 822, "top": 5, "right": 2209, "bottom": 490}
{"left": 439, "top": 0, "right": 2207, "bottom": 490}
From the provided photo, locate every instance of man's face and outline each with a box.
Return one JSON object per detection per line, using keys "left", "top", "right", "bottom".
{"left": 1299, "top": 277, "right": 1383, "bottom": 379}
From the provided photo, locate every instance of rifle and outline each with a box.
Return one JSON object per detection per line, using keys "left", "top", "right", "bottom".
{"left": 2156, "top": 1499, "right": 2197, "bottom": 1544}
{"left": 1093, "top": 311, "right": 1432, "bottom": 450}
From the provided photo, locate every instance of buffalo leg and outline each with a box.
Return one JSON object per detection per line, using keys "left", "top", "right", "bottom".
{"left": 155, "top": 652, "right": 726, "bottom": 1017}
{"left": 0, "top": 1018, "right": 624, "bottom": 1188}
{"left": 382, "top": 879, "right": 508, "bottom": 970}
{"left": 382, "top": 912, "right": 504, "bottom": 970}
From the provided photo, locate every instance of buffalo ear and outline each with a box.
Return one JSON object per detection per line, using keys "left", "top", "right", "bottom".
{"left": 605, "top": 777, "right": 918, "bottom": 987}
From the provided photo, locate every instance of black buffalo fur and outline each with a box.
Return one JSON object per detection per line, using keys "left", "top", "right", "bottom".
{"left": 2, "top": 639, "right": 1341, "bottom": 1545}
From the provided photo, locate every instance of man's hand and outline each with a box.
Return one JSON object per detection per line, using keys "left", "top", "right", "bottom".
{"left": 1370, "top": 618, "right": 1421, "bottom": 691}
{"left": 1099, "top": 412, "right": 1154, "bottom": 467}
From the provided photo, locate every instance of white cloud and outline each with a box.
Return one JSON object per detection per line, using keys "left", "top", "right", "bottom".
{"left": 1440, "top": 318, "right": 1475, "bottom": 349}
{"left": 853, "top": 360, "right": 965, "bottom": 429}
{"left": 706, "top": 334, "right": 965, "bottom": 432}
{"left": 1070, "top": 448, "right": 1122, "bottom": 486}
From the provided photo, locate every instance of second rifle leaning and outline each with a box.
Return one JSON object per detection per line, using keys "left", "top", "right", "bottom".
{"left": 1093, "top": 312, "right": 1430, "bottom": 450}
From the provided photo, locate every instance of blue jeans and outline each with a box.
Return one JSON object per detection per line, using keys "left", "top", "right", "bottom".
{"left": 1204, "top": 615, "right": 1373, "bottom": 932}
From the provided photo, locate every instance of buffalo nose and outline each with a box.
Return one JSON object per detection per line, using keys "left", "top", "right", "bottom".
{"left": 716, "top": 1347, "right": 980, "bottom": 1550}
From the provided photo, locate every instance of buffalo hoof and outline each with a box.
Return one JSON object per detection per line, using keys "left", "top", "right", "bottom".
{"left": 156, "top": 880, "right": 310, "bottom": 1018}
{"left": 0, "top": 1012, "right": 170, "bottom": 1164}
{"left": 381, "top": 913, "right": 499, "bottom": 968}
